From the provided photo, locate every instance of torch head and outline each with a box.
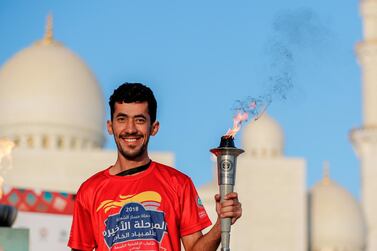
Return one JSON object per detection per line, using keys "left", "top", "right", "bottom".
{"left": 219, "top": 136, "right": 235, "bottom": 148}
{"left": 210, "top": 136, "right": 244, "bottom": 186}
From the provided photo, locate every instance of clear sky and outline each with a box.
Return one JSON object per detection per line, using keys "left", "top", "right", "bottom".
{"left": 0, "top": 0, "right": 363, "bottom": 197}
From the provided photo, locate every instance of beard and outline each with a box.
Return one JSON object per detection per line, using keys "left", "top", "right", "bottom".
{"left": 118, "top": 143, "right": 147, "bottom": 160}
{"left": 115, "top": 133, "right": 150, "bottom": 161}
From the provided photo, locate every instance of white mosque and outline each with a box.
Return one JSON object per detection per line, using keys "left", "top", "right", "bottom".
{"left": 0, "top": 0, "right": 376, "bottom": 250}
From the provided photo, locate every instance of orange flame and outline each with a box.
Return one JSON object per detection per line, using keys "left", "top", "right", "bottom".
{"left": 225, "top": 112, "right": 249, "bottom": 138}
{"left": 224, "top": 97, "right": 270, "bottom": 138}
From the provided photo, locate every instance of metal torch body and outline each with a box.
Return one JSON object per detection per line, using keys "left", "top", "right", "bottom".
{"left": 211, "top": 138, "right": 244, "bottom": 251}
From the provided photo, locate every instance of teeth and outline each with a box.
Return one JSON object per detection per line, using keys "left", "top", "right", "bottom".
{"left": 124, "top": 138, "right": 137, "bottom": 142}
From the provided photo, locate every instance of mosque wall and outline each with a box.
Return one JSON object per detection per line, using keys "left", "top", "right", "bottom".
{"left": 232, "top": 157, "right": 306, "bottom": 251}
{"left": 198, "top": 156, "right": 306, "bottom": 251}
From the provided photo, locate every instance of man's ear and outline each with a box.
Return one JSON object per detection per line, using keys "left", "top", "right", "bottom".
{"left": 107, "top": 120, "right": 114, "bottom": 135}
{"left": 150, "top": 121, "right": 160, "bottom": 136}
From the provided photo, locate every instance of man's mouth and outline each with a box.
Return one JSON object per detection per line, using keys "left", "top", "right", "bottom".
{"left": 124, "top": 138, "right": 138, "bottom": 142}
{"left": 120, "top": 135, "right": 143, "bottom": 143}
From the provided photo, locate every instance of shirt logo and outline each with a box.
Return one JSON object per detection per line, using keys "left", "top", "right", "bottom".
{"left": 103, "top": 202, "right": 167, "bottom": 249}
{"left": 197, "top": 196, "right": 204, "bottom": 207}
{"left": 98, "top": 191, "right": 167, "bottom": 249}
{"left": 97, "top": 191, "right": 161, "bottom": 213}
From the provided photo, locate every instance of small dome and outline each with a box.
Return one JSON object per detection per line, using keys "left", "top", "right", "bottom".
{"left": 242, "top": 113, "right": 284, "bottom": 158}
{"left": 0, "top": 21, "right": 105, "bottom": 150}
{"left": 309, "top": 169, "right": 366, "bottom": 251}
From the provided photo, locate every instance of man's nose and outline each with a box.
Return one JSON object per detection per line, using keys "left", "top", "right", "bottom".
{"left": 125, "top": 120, "right": 137, "bottom": 133}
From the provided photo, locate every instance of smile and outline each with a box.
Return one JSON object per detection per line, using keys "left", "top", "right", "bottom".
{"left": 124, "top": 138, "right": 138, "bottom": 142}
{"left": 120, "top": 135, "right": 143, "bottom": 143}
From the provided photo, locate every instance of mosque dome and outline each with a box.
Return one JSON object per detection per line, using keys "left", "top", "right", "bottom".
{"left": 309, "top": 163, "right": 366, "bottom": 251}
{"left": 242, "top": 113, "right": 284, "bottom": 158}
{"left": 0, "top": 16, "right": 105, "bottom": 150}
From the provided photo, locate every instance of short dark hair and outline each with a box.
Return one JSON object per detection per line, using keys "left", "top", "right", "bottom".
{"left": 109, "top": 83, "right": 157, "bottom": 123}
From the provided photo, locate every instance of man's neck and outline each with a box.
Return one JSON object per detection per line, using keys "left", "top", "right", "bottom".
{"left": 109, "top": 155, "right": 151, "bottom": 175}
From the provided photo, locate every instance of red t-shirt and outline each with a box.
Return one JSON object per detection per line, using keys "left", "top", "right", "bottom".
{"left": 68, "top": 161, "right": 212, "bottom": 251}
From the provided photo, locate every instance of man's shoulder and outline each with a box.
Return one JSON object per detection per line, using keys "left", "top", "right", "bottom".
{"left": 76, "top": 167, "right": 109, "bottom": 194}
{"left": 153, "top": 161, "right": 192, "bottom": 183}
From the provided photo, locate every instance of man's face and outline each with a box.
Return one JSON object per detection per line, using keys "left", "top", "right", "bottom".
{"left": 107, "top": 102, "right": 159, "bottom": 161}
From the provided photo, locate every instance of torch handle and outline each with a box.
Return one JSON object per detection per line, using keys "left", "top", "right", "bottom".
{"left": 220, "top": 184, "right": 234, "bottom": 251}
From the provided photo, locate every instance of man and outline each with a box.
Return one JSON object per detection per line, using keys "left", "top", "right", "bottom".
{"left": 68, "top": 83, "right": 242, "bottom": 251}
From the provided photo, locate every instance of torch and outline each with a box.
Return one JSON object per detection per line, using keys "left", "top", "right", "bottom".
{"left": 210, "top": 136, "right": 244, "bottom": 251}
{"left": 210, "top": 97, "right": 268, "bottom": 250}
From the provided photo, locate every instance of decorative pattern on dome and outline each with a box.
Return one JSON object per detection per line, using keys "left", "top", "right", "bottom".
{"left": 8, "top": 133, "right": 100, "bottom": 151}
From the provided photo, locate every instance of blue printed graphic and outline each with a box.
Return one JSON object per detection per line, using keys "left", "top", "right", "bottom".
{"left": 103, "top": 202, "right": 167, "bottom": 248}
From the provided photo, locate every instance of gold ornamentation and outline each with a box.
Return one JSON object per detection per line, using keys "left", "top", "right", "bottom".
{"left": 42, "top": 12, "right": 54, "bottom": 45}
{"left": 322, "top": 160, "right": 331, "bottom": 185}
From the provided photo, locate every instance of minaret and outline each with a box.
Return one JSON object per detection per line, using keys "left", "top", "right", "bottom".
{"left": 351, "top": 0, "right": 377, "bottom": 250}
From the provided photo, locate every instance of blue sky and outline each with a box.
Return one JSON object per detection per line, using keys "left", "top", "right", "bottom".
{"left": 0, "top": 0, "right": 363, "bottom": 197}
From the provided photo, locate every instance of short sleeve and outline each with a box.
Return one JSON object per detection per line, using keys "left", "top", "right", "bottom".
{"left": 179, "top": 178, "right": 212, "bottom": 237}
{"left": 68, "top": 194, "right": 96, "bottom": 250}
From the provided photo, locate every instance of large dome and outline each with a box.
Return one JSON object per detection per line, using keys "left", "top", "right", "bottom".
{"left": 242, "top": 113, "right": 284, "bottom": 158}
{"left": 309, "top": 167, "right": 366, "bottom": 251}
{"left": 0, "top": 23, "right": 105, "bottom": 150}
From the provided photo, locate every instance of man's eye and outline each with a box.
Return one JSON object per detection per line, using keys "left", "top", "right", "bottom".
{"left": 117, "top": 117, "right": 126, "bottom": 122}
{"left": 135, "top": 118, "right": 146, "bottom": 124}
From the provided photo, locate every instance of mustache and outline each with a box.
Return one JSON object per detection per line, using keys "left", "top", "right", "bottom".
{"left": 119, "top": 133, "right": 143, "bottom": 138}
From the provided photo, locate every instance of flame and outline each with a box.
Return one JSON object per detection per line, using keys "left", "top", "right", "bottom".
{"left": 225, "top": 112, "right": 249, "bottom": 138}
{"left": 224, "top": 97, "right": 271, "bottom": 138}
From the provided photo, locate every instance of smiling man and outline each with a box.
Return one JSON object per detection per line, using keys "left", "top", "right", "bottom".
{"left": 68, "top": 83, "right": 242, "bottom": 251}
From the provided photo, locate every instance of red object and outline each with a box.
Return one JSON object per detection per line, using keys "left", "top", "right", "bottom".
{"left": 0, "top": 186, "right": 75, "bottom": 215}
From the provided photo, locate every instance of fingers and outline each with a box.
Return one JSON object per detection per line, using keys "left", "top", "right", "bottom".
{"left": 220, "top": 201, "right": 242, "bottom": 217}
{"left": 214, "top": 194, "right": 221, "bottom": 202}
{"left": 215, "top": 192, "right": 242, "bottom": 225}
{"left": 214, "top": 192, "right": 238, "bottom": 201}
{"left": 224, "top": 192, "right": 238, "bottom": 200}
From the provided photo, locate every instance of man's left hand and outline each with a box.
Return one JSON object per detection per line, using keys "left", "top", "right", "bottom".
{"left": 215, "top": 192, "right": 242, "bottom": 224}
